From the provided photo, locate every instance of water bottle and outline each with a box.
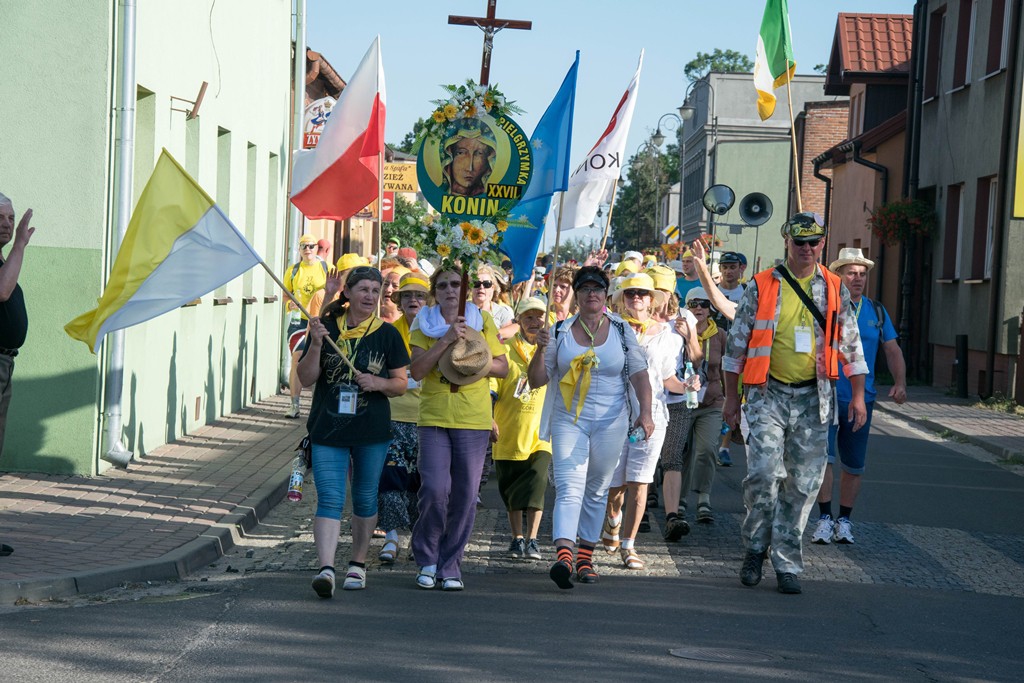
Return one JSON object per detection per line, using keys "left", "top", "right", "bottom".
{"left": 684, "top": 361, "right": 699, "bottom": 409}
{"left": 628, "top": 425, "right": 646, "bottom": 443}
{"left": 286, "top": 455, "right": 305, "bottom": 502}
{"left": 721, "top": 423, "right": 731, "bottom": 437}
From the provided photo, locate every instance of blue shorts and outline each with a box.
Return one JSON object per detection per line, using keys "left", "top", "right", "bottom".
{"left": 827, "top": 401, "right": 874, "bottom": 475}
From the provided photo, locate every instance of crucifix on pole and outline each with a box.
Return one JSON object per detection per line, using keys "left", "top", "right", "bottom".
{"left": 448, "top": 0, "right": 532, "bottom": 86}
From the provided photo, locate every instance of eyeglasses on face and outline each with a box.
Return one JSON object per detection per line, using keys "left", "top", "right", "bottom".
{"left": 687, "top": 299, "right": 711, "bottom": 309}
{"left": 401, "top": 291, "right": 427, "bottom": 300}
{"left": 300, "top": 244, "right": 317, "bottom": 250}
{"left": 623, "top": 289, "right": 649, "bottom": 299}
{"left": 434, "top": 280, "right": 461, "bottom": 291}
{"left": 472, "top": 280, "right": 494, "bottom": 289}
{"left": 577, "top": 285, "right": 606, "bottom": 295}
{"left": 792, "top": 237, "right": 823, "bottom": 247}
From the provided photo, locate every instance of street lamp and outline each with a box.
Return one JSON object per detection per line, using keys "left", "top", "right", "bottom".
{"left": 651, "top": 112, "right": 684, "bottom": 246}
{"left": 661, "top": 77, "right": 717, "bottom": 243}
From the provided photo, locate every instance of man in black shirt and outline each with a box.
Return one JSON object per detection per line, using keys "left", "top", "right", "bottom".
{"left": 0, "top": 192, "right": 34, "bottom": 558}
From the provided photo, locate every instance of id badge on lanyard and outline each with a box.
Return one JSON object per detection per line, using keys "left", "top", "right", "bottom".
{"left": 337, "top": 382, "right": 359, "bottom": 415}
{"left": 794, "top": 326, "right": 813, "bottom": 354}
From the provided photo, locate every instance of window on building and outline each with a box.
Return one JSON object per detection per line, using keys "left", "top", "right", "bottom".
{"left": 942, "top": 183, "right": 964, "bottom": 279}
{"left": 952, "top": 0, "right": 977, "bottom": 89}
{"left": 986, "top": 0, "right": 1009, "bottom": 74}
{"left": 971, "top": 176, "right": 998, "bottom": 279}
{"left": 924, "top": 7, "right": 947, "bottom": 99}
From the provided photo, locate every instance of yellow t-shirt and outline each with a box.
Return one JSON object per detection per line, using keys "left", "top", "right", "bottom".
{"left": 410, "top": 311, "right": 506, "bottom": 430}
{"left": 388, "top": 315, "right": 420, "bottom": 424}
{"left": 769, "top": 271, "right": 817, "bottom": 383}
{"left": 283, "top": 260, "right": 328, "bottom": 318}
{"left": 493, "top": 338, "right": 551, "bottom": 461}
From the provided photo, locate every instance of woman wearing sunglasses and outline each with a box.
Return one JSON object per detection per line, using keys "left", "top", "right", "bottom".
{"left": 673, "top": 287, "right": 727, "bottom": 527}
{"left": 298, "top": 266, "right": 411, "bottom": 598}
{"left": 471, "top": 263, "right": 516, "bottom": 341}
{"left": 408, "top": 267, "right": 508, "bottom": 591}
{"left": 601, "top": 273, "right": 692, "bottom": 570}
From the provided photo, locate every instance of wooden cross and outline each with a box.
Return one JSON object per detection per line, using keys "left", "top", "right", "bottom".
{"left": 448, "top": 0, "right": 532, "bottom": 86}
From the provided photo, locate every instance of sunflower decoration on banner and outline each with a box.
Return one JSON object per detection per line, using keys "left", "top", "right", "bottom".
{"left": 415, "top": 80, "right": 533, "bottom": 273}
{"left": 420, "top": 211, "right": 511, "bottom": 271}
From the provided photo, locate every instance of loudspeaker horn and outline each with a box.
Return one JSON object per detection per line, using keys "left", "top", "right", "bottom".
{"left": 738, "top": 192, "right": 773, "bottom": 226}
{"left": 701, "top": 184, "right": 735, "bottom": 215}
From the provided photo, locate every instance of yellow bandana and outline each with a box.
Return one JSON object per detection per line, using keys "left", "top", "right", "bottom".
{"left": 557, "top": 316, "right": 604, "bottom": 423}
{"left": 559, "top": 348, "right": 599, "bottom": 422}
{"left": 510, "top": 334, "right": 537, "bottom": 365}
{"left": 697, "top": 318, "right": 718, "bottom": 343}
{"left": 623, "top": 315, "right": 652, "bottom": 339}
{"left": 335, "top": 313, "right": 384, "bottom": 375}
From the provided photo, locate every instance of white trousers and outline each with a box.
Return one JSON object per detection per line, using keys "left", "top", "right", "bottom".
{"left": 550, "top": 410, "right": 629, "bottom": 544}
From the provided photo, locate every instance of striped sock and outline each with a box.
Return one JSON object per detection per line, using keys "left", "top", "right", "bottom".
{"left": 556, "top": 546, "right": 574, "bottom": 566}
{"left": 575, "top": 543, "right": 595, "bottom": 570}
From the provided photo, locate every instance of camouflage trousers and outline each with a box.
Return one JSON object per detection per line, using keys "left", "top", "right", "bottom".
{"left": 740, "top": 381, "right": 829, "bottom": 575}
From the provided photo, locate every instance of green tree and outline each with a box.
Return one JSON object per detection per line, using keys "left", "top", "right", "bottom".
{"left": 383, "top": 194, "right": 431, "bottom": 255}
{"left": 684, "top": 49, "right": 754, "bottom": 82}
{"left": 393, "top": 117, "right": 427, "bottom": 154}
{"left": 814, "top": 63, "right": 827, "bottom": 74}
{"left": 610, "top": 145, "right": 673, "bottom": 251}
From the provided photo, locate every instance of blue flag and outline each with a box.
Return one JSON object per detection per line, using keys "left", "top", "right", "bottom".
{"left": 502, "top": 52, "right": 579, "bottom": 283}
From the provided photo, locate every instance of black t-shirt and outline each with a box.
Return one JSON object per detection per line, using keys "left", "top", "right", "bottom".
{"left": 0, "top": 260, "right": 28, "bottom": 349}
{"left": 301, "top": 317, "right": 410, "bottom": 446}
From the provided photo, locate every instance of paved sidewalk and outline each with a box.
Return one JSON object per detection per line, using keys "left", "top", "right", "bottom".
{"left": 1, "top": 385, "right": 1022, "bottom": 606}
{"left": 874, "top": 384, "right": 1024, "bottom": 462}
{"left": 0, "top": 394, "right": 306, "bottom": 603}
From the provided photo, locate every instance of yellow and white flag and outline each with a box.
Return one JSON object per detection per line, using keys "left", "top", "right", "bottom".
{"left": 66, "top": 149, "right": 262, "bottom": 353}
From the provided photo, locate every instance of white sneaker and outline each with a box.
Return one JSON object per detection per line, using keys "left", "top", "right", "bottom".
{"left": 811, "top": 516, "right": 835, "bottom": 545}
{"left": 312, "top": 568, "right": 335, "bottom": 598}
{"left": 342, "top": 565, "right": 366, "bottom": 590}
{"left": 284, "top": 403, "right": 300, "bottom": 419}
{"left": 834, "top": 517, "right": 855, "bottom": 544}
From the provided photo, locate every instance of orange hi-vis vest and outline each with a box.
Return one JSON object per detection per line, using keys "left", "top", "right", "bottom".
{"left": 745, "top": 264, "right": 842, "bottom": 386}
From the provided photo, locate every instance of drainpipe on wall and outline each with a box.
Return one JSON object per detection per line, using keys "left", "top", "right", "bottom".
{"left": 101, "top": 0, "right": 137, "bottom": 469}
{"left": 281, "top": 0, "right": 306, "bottom": 388}
{"left": 984, "top": 0, "right": 1022, "bottom": 399}
{"left": 812, "top": 153, "right": 832, "bottom": 228}
{"left": 848, "top": 141, "right": 889, "bottom": 301}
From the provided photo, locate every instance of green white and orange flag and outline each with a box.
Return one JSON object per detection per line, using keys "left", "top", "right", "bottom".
{"left": 754, "top": 0, "right": 796, "bottom": 121}
{"left": 66, "top": 149, "right": 263, "bottom": 353}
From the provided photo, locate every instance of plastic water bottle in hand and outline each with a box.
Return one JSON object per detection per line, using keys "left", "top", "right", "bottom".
{"left": 628, "top": 425, "right": 646, "bottom": 443}
{"left": 287, "top": 455, "right": 305, "bottom": 502}
{"left": 684, "top": 361, "right": 699, "bottom": 409}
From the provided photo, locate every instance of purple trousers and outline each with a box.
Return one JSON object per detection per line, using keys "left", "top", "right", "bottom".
{"left": 411, "top": 426, "right": 490, "bottom": 579}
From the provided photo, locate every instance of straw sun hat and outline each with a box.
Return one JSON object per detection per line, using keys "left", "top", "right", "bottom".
{"left": 438, "top": 329, "right": 493, "bottom": 386}
{"left": 612, "top": 273, "right": 667, "bottom": 308}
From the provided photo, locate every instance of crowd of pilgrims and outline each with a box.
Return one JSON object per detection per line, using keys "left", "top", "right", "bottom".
{"left": 289, "top": 240, "right": 738, "bottom": 597}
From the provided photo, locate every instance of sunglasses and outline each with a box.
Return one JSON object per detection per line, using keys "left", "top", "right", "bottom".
{"left": 687, "top": 299, "right": 711, "bottom": 309}
{"left": 577, "top": 285, "right": 606, "bottom": 295}
{"left": 792, "top": 237, "right": 823, "bottom": 247}
{"left": 623, "top": 289, "right": 650, "bottom": 299}
{"left": 472, "top": 280, "right": 494, "bottom": 289}
{"left": 435, "top": 280, "right": 461, "bottom": 291}
{"left": 300, "top": 244, "right": 317, "bottom": 250}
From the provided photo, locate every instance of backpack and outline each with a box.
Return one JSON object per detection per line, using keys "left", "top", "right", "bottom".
{"left": 291, "top": 260, "right": 329, "bottom": 281}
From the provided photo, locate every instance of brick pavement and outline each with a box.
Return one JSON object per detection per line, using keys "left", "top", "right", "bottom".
{"left": 1, "top": 386, "right": 1022, "bottom": 605}
{"left": 0, "top": 394, "right": 306, "bottom": 603}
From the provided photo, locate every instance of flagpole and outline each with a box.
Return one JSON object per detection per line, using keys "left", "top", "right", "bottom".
{"left": 600, "top": 178, "right": 619, "bottom": 251}
{"left": 551, "top": 192, "right": 566, "bottom": 268}
{"left": 785, "top": 60, "right": 802, "bottom": 213}
{"left": 259, "top": 261, "right": 359, "bottom": 374}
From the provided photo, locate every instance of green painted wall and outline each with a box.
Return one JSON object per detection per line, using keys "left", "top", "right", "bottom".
{"left": 0, "top": 2, "right": 114, "bottom": 473}
{"left": 0, "top": 1, "right": 293, "bottom": 474}
{"left": 713, "top": 140, "right": 790, "bottom": 275}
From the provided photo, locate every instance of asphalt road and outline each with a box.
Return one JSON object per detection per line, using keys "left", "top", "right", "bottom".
{"left": 1, "top": 412, "right": 1021, "bottom": 682}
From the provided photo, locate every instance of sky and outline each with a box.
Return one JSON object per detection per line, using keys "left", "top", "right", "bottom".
{"left": 306, "top": 0, "right": 915, "bottom": 243}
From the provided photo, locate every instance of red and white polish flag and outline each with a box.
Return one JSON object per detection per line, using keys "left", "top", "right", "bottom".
{"left": 291, "top": 36, "right": 386, "bottom": 221}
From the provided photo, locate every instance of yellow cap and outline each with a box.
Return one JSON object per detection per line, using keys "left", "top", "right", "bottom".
{"left": 645, "top": 264, "right": 675, "bottom": 292}
{"left": 298, "top": 233, "right": 318, "bottom": 246}
{"left": 336, "top": 253, "right": 369, "bottom": 271}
